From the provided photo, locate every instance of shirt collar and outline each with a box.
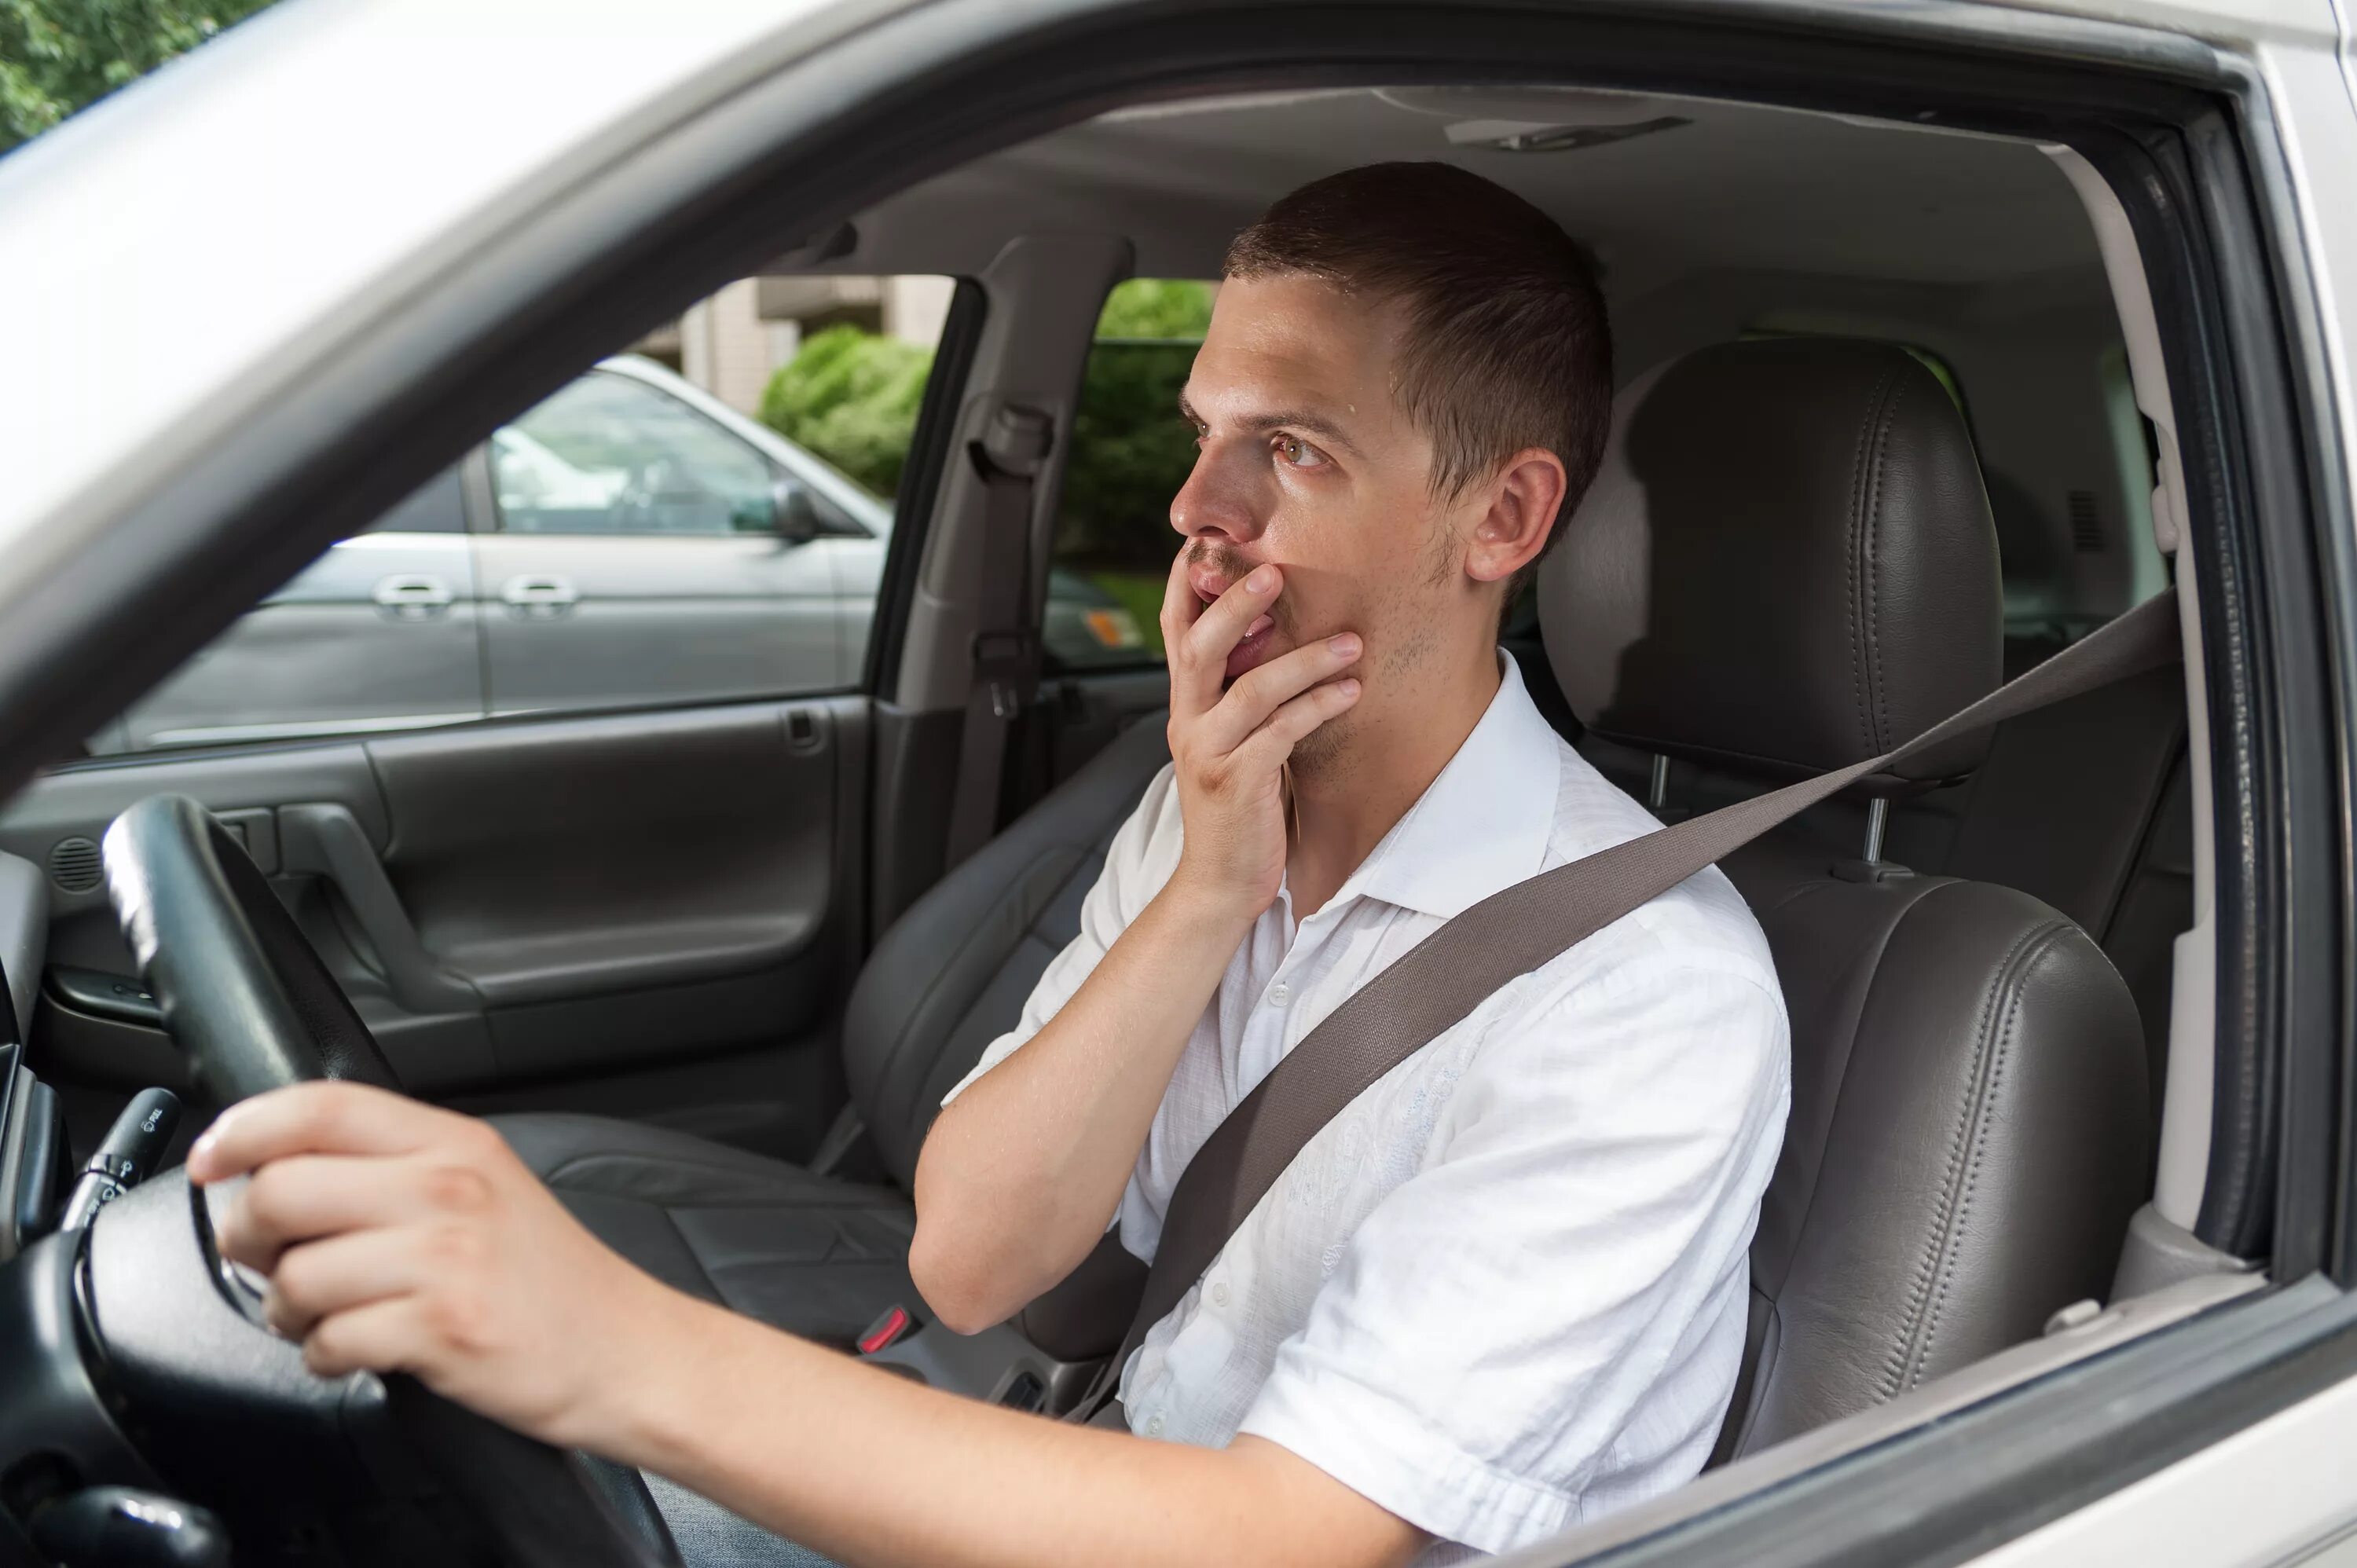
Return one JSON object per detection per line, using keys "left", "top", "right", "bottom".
{"left": 1329, "top": 651, "right": 1563, "bottom": 922}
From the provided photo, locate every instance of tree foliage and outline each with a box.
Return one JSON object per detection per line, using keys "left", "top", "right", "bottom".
{"left": 759, "top": 279, "right": 1215, "bottom": 559}
{"left": 757, "top": 323, "right": 935, "bottom": 499}
{"left": 1, "top": 0, "right": 274, "bottom": 154}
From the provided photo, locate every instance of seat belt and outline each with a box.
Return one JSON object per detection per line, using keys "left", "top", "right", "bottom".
{"left": 1068, "top": 588, "right": 2183, "bottom": 1421}
{"left": 945, "top": 405, "right": 1054, "bottom": 868}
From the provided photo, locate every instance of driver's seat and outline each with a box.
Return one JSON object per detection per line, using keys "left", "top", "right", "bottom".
{"left": 490, "top": 716, "right": 1172, "bottom": 1347}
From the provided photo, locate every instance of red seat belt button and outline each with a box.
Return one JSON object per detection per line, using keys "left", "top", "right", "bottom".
{"left": 857, "top": 1304, "right": 915, "bottom": 1355}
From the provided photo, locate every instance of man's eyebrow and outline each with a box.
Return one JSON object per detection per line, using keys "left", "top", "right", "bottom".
{"left": 1177, "top": 387, "right": 1364, "bottom": 457}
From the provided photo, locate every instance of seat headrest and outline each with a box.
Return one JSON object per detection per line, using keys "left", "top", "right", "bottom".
{"left": 1541, "top": 337, "right": 2002, "bottom": 793}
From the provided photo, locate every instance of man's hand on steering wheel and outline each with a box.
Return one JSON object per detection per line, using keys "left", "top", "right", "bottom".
{"left": 189, "top": 1083, "right": 684, "bottom": 1453}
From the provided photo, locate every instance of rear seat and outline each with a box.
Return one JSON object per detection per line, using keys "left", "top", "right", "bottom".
{"left": 1511, "top": 624, "right": 2191, "bottom": 1146}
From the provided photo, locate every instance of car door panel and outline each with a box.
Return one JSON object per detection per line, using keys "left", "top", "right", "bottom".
{"left": 108, "top": 531, "right": 486, "bottom": 753}
{"left": 474, "top": 533, "right": 849, "bottom": 714}
{"left": 1, "top": 696, "right": 862, "bottom": 1159}
{"left": 365, "top": 702, "right": 835, "bottom": 1008}
{"left": 97, "top": 462, "right": 486, "bottom": 757}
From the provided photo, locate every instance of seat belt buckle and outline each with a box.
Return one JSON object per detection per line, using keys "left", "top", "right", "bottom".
{"left": 856, "top": 1303, "right": 921, "bottom": 1356}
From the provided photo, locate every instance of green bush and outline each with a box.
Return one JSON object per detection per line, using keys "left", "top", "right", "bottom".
{"left": 758, "top": 280, "right": 1214, "bottom": 529}
{"left": 1094, "top": 277, "right": 1214, "bottom": 339}
{"left": 758, "top": 324, "right": 934, "bottom": 499}
{"left": 1055, "top": 341, "right": 1200, "bottom": 570}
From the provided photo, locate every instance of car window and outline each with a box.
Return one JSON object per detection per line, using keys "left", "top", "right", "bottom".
{"left": 90, "top": 274, "right": 955, "bottom": 755}
{"left": 1043, "top": 278, "right": 1215, "bottom": 671}
{"left": 493, "top": 372, "right": 786, "bottom": 537}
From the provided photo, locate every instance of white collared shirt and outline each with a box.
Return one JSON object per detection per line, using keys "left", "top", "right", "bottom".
{"left": 944, "top": 653, "right": 1790, "bottom": 1562}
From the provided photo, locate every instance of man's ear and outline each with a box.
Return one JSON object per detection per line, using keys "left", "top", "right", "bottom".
{"left": 1463, "top": 448, "right": 1569, "bottom": 584}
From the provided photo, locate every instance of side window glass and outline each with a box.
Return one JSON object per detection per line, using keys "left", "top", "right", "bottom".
{"left": 88, "top": 275, "right": 955, "bottom": 756}
{"left": 1045, "top": 279, "right": 1216, "bottom": 670}
{"left": 491, "top": 372, "right": 778, "bottom": 537}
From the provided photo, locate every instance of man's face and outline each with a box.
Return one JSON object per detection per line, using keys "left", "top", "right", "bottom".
{"left": 1171, "top": 275, "right": 1470, "bottom": 713}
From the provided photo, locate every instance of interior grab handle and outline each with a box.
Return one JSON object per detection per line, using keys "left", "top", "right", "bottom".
{"left": 500, "top": 576, "right": 578, "bottom": 617}
{"left": 277, "top": 803, "right": 478, "bottom": 1015}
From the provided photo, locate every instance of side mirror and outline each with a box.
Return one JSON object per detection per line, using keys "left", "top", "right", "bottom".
{"left": 730, "top": 482, "right": 823, "bottom": 541}
{"left": 770, "top": 480, "right": 822, "bottom": 544}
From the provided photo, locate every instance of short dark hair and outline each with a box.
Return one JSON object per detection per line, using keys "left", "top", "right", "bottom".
{"left": 1225, "top": 162, "right": 1612, "bottom": 588}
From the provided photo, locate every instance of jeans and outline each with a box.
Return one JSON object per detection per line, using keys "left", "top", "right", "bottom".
{"left": 643, "top": 1471, "right": 844, "bottom": 1568}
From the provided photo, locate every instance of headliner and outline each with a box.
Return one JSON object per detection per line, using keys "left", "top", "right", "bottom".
{"left": 833, "top": 85, "right": 2102, "bottom": 298}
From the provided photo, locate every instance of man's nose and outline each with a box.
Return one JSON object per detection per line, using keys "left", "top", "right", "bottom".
{"left": 1169, "top": 443, "right": 1267, "bottom": 545}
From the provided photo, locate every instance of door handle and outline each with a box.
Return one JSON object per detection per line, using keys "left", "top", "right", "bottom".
{"left": 500, "top": 576, "right": 578, "bottom": 618}
{"left": 372, "top": 574, "right": 453, "bottom": 619}
{"left": 277, "top": 803, "right": 478, "bottom": 1015}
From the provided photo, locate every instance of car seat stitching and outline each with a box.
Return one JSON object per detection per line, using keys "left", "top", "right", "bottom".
{"left": 656, "top": 1203, "right": 724, "bottom": 1302}
{"left": 1912, "top": 925, "right": 2064, "bottom": 1383}
{"left": 1770, "top": 878, "right": 1951, "bottom": 1313}
{"left": 1842, "top": 379, "right": 1875, "bottom": 759}
{"left": 541, "top": 1149, "right": 892, "bottom": 1202}
{"left": 1844, "top": 365, "right": 1903, "bottom": 758}
{"left": 1861, "top": 375, "right": 1911, "bottom": 753}
{"left": 869, "top": 845, "right": 1076, "bottom": 1150}
{"left": 1880, "top": 917, "right": 2056, "bottom": 1398}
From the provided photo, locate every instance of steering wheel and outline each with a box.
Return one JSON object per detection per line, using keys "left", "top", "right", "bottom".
{"left": 90, "top": 793, "right": 684, "bottom": 1568}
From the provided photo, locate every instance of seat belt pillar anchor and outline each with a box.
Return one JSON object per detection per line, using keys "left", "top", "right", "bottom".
{"left": 977, "top": 404, "right": 1054, "bottom": 476}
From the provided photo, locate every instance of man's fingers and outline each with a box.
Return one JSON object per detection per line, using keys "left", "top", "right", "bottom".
{"left": 188, "top": 1081, "right": 455, "bottom": 1185}
{"left": 299, "top": 1295, "right": 431, "bottom": 1380}
{"left": 1163, "top": 556, "right": 1282, "bottom": 716}
{"left": 265, "top": 1225, "right": 445, "bottom": 1339}
{"left": 1232, "top": 677, "right": 1364, "bottom": 774}
{"left": 1182, "top": 563, "right": 1281, "bottom": 670}
{"left": 1197, "top": 633, "right": 1362, "bottom": 753}
{"left": 216, "top": 1149, "right": 489, "bottom": 1271}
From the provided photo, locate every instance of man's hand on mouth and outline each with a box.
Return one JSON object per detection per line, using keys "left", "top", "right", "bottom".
{"left": 1160, "top": 546, "right": 1363, "bottom": 918}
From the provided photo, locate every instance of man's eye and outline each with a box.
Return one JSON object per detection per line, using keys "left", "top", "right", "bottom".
{"left": 1275, "top": 435, "right": 1327, "bottom": 468}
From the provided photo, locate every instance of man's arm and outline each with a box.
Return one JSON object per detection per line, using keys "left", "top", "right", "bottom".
{"left": 907, "top": 550, "right": 1362, "bottom": 1329}
{"left": 188, "top": 1083, "right": 1424, "bottom": 1568}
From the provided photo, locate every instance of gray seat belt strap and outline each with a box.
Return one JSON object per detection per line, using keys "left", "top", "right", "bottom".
{"left": 1069, "top": 588, "right": 2182, "bottom": 1422}
{"left": 945, "top": 405, "right": 1054, "bottom": 868}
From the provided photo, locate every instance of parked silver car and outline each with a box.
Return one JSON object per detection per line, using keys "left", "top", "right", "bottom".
{"left": 90, "top": 354, "right": 1142, "bottom": 753}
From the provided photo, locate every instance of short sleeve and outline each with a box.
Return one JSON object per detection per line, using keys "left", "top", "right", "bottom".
{"left": 938, "top": 762, "right": 1181, "bottom": 1107}
{"left": 1236, "top": 954, "right": 1789, "bottom": 1555}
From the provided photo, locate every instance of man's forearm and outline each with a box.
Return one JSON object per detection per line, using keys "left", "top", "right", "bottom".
{"left": 909, "top": 875, "right": 1251, "bottom": 1328}
{"left": 608, "top": 1288, "right": 1421, "bottom": 1568}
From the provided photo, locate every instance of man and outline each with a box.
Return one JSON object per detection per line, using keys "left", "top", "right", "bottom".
{"left": 189, "top": 163, "right": 1790, "bottom": 1566}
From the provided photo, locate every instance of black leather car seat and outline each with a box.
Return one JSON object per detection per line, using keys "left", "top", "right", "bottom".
{"left": 1543, "top": 337, "right": 2154, "bottom": 1454}
{"left": 490, "top": 713, "right": 1172, "bottom": 1346}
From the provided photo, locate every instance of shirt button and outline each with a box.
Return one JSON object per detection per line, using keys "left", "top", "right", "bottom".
{"left": 1146, "top": 1413, "right": 1166, "bottom": 1436}
{"left": 1210, "top": 1282, "right": 1230, "bottom": 1308}
{"left": 1267, "top": 982, "right": 1292, "bottom": 1006}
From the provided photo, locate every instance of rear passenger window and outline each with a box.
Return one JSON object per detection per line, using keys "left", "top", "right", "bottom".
{"left": 1043, "top": 279, "right": 1216, "bottom": 670}
{"left": 490, "top": 372, "right": 790, "bottom": 537}
{"left": 88, "top": 275, "right": 957, "bottom": 755}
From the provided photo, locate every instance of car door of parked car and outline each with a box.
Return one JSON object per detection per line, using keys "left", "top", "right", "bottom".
{"left": 92, "top": 464, "right": 486, "bottom": 755}
{"left": 471, "top": 362, "right": 867, "bottom": 717}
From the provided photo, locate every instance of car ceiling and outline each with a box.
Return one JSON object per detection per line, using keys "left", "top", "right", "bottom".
{"left": 829, "top": 84, "right": 2104, "bottom": 299}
